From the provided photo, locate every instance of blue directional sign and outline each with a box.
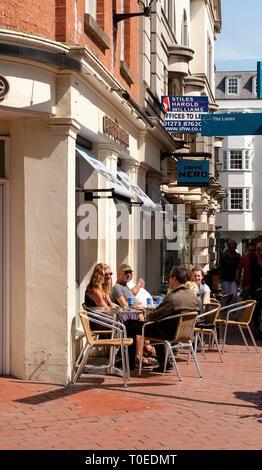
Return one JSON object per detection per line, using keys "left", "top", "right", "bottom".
{"left": 201, "top": 113, "right": 262, "bottom": 136}
{"left": 257, "top": 61, "right": 262, "bottom": 99}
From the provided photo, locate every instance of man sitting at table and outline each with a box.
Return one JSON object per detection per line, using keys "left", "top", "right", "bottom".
{"left": 111, "top": 264, "right": 157, "bottom": 365}
{"left": 141, "top": 265, "right": 199, "bottom": 372}
{"left": 127, "top": 272, "right": 153, "bottom": 307}
{"left": 111, "top": 264, "right": 144, "bottom": 308}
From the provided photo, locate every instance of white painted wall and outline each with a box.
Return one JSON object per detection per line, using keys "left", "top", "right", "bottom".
{"left": 216, "top": 98, "right": 262, "bottom": 235}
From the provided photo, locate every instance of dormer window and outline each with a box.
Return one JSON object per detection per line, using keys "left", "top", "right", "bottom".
{"left": 226, "top": 76, "right": 239, "bottom": 95}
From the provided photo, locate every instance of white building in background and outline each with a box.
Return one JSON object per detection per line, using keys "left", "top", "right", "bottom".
{"left": 215, "top": 70, "right": 262, "bottom": 254}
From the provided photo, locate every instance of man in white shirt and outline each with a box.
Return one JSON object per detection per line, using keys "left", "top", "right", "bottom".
{"left": 127, "top": 272, "right": 153, "bottom": 307}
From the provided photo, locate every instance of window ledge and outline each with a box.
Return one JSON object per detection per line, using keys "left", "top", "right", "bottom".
{"left": 120, "top": 60, "right": 134, "bottom": 85}
{"left": 84, "top": 14, "right": 110, "bottom": 50}
{"left": 225, "top": 210, "right": 251, "bottom": 213}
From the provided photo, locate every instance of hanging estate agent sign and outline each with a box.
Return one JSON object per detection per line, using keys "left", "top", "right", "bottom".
{"left": 161, "top": 96, "right": 209, "bottom": 133}
{"left": 0, "top": 75, "right": 10, "bottom": 101}
{"left": 177, "top": 159, "right": 210, "bottom": 186}
{"left": 103, "top": 115, "right": 129, "bottom": 148}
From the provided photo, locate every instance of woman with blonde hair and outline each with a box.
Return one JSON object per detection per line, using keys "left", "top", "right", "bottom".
{"left": 185, "top": 268, "right": 199, "bottom": 296}
{"left": 84, "top": 263, "right": 153, "bottom": 368}
{"left": 85, "top": 263, "right": 115, "bottom": 308}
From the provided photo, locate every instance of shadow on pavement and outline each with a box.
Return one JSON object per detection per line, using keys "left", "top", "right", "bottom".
{"left": 234, "top": 390, "right": 262, "bottom": 423}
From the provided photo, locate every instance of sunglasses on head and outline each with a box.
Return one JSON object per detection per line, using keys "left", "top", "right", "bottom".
{"left": 123, "top": 270, "right": 133, "bottom": 275}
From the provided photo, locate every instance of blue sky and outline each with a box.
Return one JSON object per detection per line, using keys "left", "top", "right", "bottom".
{"left": 215, "top": 0, "right": 262, "bottom": 71}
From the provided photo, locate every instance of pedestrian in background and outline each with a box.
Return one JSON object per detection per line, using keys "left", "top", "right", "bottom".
{"left": 235, "top": 240, "right": 256, "bottom": 295}
{"left": 219, "top": 239, "right": 241, "bottom": 301}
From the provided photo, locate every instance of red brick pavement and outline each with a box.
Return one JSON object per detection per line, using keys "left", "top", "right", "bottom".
{"left": 0, "top": 337, "right": 262, "bottom": 451}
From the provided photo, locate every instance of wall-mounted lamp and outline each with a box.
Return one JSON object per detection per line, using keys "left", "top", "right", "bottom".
{"left": 113, "top": 0, "right": 154, "bottom": 24}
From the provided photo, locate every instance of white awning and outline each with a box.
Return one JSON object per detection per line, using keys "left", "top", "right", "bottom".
{"left": 76, "top": 145, "right": 132, "bottom": 201}
{"left": 147, "top": 181, "right": 194, "bottom": 224}
{"left": 117, "top": 169, "right": 157, "bottom": 209}
{"left": 146, "top": 181, "right": 172, "bottom": 205}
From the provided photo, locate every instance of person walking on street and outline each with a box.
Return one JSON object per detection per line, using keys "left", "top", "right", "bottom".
{"left": 219, "top": 239, "right": 241, "bottom": 301}
{"left": 235, "top": 241, "right": 256, "bottom": 292}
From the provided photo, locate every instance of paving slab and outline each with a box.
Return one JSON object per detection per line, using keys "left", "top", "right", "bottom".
{"left": 0, "top": 336, "right": 262, "bottom": 452}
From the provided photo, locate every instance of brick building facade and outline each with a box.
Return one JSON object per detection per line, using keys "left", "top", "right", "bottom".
{"left": 0, "top": 1, "right": 225, "bottom": 384}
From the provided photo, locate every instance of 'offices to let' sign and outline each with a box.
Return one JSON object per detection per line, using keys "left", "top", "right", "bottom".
{"left": 161, "top": 96, "right": 209, "bottom": 133}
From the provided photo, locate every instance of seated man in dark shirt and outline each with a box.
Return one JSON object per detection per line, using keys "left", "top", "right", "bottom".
{"left": 122, "top": 266, "right": 199, "bottom": 372}
{"left": 140, "top": 265, "right": 199, "bottom": 372}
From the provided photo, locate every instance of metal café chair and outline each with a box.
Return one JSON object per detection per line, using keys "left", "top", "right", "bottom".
{"left": 194, "top": 302, "right": 224, "bottom": 363}
{"left": 71, "top": 310, "right": 133, "bottom": 388}
{"left": 75, "top": 304, "right": 112, "bottom": 368}
{"left": 216, "top": 300, "right": 258, "bottom": 354}
{"left": 138, "top": 312, "right": 202, "bottom": 381}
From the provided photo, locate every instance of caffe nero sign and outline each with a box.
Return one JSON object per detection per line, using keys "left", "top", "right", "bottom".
{"left": 177, "top": 159, "right": 209, "bottom": 186}
{"left": 0, "top": 75, "right": 9, "bottom": 100}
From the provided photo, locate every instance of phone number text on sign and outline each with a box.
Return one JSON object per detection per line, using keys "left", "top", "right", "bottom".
{"left": 164, "top": 121, "right": 201, "bottom": 133}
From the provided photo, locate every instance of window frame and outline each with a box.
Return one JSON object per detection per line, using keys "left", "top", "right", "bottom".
{"left": 222, "top": 149, "right": 251, "bottom": 171}
{"left": 226, "top": 76, "right": 240, "bottom": 95}
{"left": 223, "top": 188, "right": 252, "bottom": 212}
{"left": 85, "top": 0, "right": 97, "bottom": 20}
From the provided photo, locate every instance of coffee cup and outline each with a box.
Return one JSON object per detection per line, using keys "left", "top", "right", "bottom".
{"left": 156, "top": 296, "right": 163, "bottom": 305}
{"left": 128, "top": 297, "right": 135, "bottom": 306}
{"left": 146, "top": 298, "right": 153, "bottom": 305}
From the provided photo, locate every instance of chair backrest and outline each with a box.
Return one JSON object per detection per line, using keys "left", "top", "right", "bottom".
{"left": 240, "top": 300, "right": 257, "bottom": 324}
{"left": 173, "top": 312, "right": 198, "bottom": 343}
{"left": 203, "top": 302, "right": 221, "bottom": 324}
{"left": 78, "top": 310, "right": 96, "bottom": 345}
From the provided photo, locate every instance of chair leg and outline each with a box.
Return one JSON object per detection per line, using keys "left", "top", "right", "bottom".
{"left": 120, "top": 343, "right": 127, "bottom": 388}
{"left": 166, "top": 343, "right": 182, "bottom": 381}
{"left": 246, "top": 325, "right": 259, "bottom": 353}
{"left": 212, "top": 331, "right": 224, "bottom": 363}
{"left": 163, "top": 344, "right": 170, "bottom": 372}
{"left": 71, "top": 344, "right": 93, "bottom": 384}
{"left": 189, "top": 341, "right": 202, "bottom": 378}
{"left": 75, "top": 342, "right": 88, "bottom": 367}
{"left": 199, "top": 332, "right": 206, "bottom": 358}
{"left": 138, "top": 334, "right": 145, "bottom": 376}
{"left": 222, "top": 321, "right": 229, "bottom": 354}
{"left": 124, "top": 346, "right": 131, "bottom": 380}
{"left": 238, "top": 325, "right": 249, "bottom": 350}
